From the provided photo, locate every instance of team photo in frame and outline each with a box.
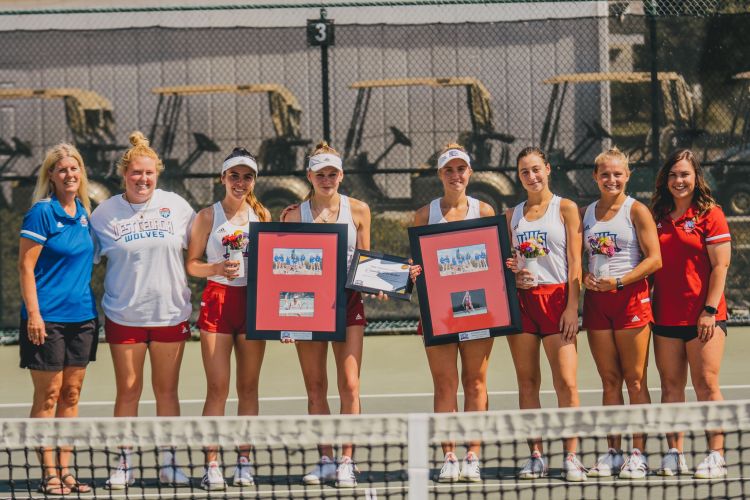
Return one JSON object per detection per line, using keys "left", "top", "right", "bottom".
{"left": 409, "top": 215, "right": 522, "bottom": 346}
{"left": 246, "top": 222, "right": 348, "bottom": 342}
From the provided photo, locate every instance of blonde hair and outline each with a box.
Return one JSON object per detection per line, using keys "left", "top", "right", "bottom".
{"left": 32, "top": 143, "right": 91, "bottom": 214}
{"left": 117, "top": 131, "right": 164, "bottom": 177}
{"left": 594, "top": 147, "right": 629, "bottom": 174}
{"left": 304, "top": 141, "right": 341, "bottom": 201}
{"left": 440, "top": 142, "right": 467, "bottom": 155}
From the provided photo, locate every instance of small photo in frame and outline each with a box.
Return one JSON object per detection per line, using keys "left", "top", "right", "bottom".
{"left": 408, "top": 215, "right": 522, "bottom": 346}
{"left": 273, "top": 248, "right": 323, "bottom": 276}
{"left": 345, "top": 250, "right": 414, "bottom": 300}
{"left": 279, "top": 292, "right": 315, "bottom": 317}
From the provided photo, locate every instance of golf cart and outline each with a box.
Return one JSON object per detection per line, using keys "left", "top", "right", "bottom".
{"left": 711, "top": 71, "right": 750, "bottom": 215}
{"left": 342, "top": 77, "right": 517, "bottom": 212}
{"left": 149, "top": 84, "right": 311, "bottom": 211}
{"left": 0, "top": 87, "right": 124, "bottom": 206}
{"left": 540, "top": 72, "right": 703, "bottom": 201}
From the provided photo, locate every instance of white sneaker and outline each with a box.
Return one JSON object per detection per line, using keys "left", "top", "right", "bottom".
{"left": 302, "top": 456, "right": 337, "bottom": 485}
{"left": 694, "top": 451, "right": 727, "bottom": 480}
{"left": 437, "top": 452, "right": 459, "bottom": 482}
{"left": 657, "top": 448, "right": 690, "bottom": 476}
{"left": 335, "top": 457, "right": 358, "bottom": 488}
{"left": 105, "top": 461, "right": 135, "bottom": 490}
{"left": 518, "top": 451, "right": 548, "bottom": 479}
{"left": 588, "top": 448, "right": 625, "bottom": 477}
{"left": 200, "top": 461, "right": 227, "bottom": 491}
{"left": 561, "top": 453, "right": 588, "bottom": 482}
{"left": 459, "top": 452, "right": 481, "bottom": 482}
{"left": 232, "top": 456, "right": 255, "bottom": 486}
{"left": 159, "top": 460, "right": 191, "bottom": 487}
{"left": 619, "top": 449, "right": 648, "bottom": 479}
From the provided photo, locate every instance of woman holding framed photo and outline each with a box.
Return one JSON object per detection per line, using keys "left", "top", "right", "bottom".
{"left": 280, "top": 141, "right": 371, "bottom": 488}
{"left": 410, "top": 143, "right": 496, "bottom": 483}
{"left": 505, "top": 147, "right": 586, "bottom": 482}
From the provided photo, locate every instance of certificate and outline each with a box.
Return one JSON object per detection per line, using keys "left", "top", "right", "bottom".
{"left": 346, "top": 250, "right": 413, "bottom": 300}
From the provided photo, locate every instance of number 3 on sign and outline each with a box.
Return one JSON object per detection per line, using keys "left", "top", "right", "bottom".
{"left": 307, "top": 19, "right": 335, "bottom": 47}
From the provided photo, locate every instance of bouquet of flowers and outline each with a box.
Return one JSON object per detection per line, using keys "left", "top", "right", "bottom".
{"left": 515, "top": 237, "right": 549, "bottom": 258}
{"left": 222, "top": 231, "right": 248, "bottom": 251}
{"left": 588, "top": 235, "right": 617, "bottom": 257}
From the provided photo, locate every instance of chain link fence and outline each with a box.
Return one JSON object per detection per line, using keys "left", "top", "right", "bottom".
{"left": 1, "top": 0, "right": 749, "bottom": 334}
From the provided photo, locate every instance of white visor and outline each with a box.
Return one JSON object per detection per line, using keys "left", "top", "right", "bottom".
{"left": 437, "top": 149, "right": 471, "bottom": 169}
{"left": 308, "top": 153, "right": 343, "bottom": 172}
{"left": 222, "top": 155, "right": 258, "bottom": 175}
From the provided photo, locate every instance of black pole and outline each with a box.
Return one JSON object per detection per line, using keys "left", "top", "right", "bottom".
{"left": 648, "top": 5, "right": 660, "bottom": 168}
{"left": 321, "top": 43, "right": 331, "bottom": 144}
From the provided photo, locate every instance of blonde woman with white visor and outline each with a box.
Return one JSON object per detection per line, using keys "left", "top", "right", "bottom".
{"left": 280, "top": 142, "right": 372, "bottom": 488}
{"left": 410, "top": 143, "right": 496, "bottom": 483}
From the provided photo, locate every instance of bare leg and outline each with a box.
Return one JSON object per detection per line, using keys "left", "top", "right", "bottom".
{"left": 653, "top": 336, "right": 688, "bottom": 451}
{"left": 296, "top": 341, "right": 333, "bottom": 458}
{"left": 332, "top": 325, "right": 364, "bottom": 459}
{"left": 542, "top": 334, "right": 580, "bottom": 454}
{"left": 458, "top": 338, "right": 493, "bottom": 456}
{"left": 686, "top": 332, "right": 725, "bottom": 453}
{"left": 425, "top": 342, "right": 460, "bottom": 455}
{"left": 506, "top": 334, "right": 543, "bottom": 454}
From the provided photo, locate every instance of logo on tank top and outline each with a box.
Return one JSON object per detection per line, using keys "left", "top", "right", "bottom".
{"left": 516, "top": 230, "right": 548, "bottom": 248}
{"left": 593, "top": 231, "right": 622, "bottom": 252}
{"left": 159, "top": 207, "right": 171, "bottom": 218}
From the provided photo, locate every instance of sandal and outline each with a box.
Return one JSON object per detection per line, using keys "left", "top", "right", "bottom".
{"left": 38, "top": 475, "right": 71, "bottom": 496}
{"left": 61, "top": 473, "right": 92, "bottom": 493}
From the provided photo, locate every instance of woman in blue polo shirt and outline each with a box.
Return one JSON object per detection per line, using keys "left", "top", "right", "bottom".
{"left": 18, "top": 144, "right": 97, "bottom": 496}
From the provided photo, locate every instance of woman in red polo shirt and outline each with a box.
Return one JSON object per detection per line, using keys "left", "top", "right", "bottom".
{"left": 651, "top": 149, "right": 731, "bottom": 480}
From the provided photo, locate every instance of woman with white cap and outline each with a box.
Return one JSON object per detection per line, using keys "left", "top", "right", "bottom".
{"left": 410, "top": 143, "right": 496, "bottom": 483}
{"left": 186, "top": 147, "right": 270, "bottom": 490}
{"left": 281, "top": 141, "right": 372, "bottom": 489}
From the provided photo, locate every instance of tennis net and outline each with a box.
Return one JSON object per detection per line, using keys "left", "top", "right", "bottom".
{"left": 1, "top": 399, "right": 749, "bottom": 499}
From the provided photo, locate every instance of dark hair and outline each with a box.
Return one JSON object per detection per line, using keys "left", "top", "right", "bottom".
{"left": 650, "top": 149, "right": 716, "bottom": 221}
{"left": 224, "top": 146, "right": 256, "bottom": 163}
{"left": 516, "top": 147, "right": 548, "bottom": 166}
{"left": 222, "top": 146, "right": 269, "bottom": 222}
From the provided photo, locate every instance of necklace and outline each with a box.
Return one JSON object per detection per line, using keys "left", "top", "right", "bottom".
{"left": 124, "top": 193, "right": 153, "bottom": 219}
{"left": 310, "top": 195, "right": 339, "bottom": 223}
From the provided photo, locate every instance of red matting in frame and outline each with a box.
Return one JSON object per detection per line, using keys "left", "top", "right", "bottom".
{"left": 419, "top": 226, "right": 510, "bottom": 336}
{"left": 255, "top": 232, "right": 338, "bottom": 332}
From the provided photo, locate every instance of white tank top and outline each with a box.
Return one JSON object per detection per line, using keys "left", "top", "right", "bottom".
{"left": 510, "top": 195, "right": 568, "bottom": 285}
{"left": 207, "top": 202, "right": 258, "bottom": 287}
{"left": 427, "top": 196, "right": 481, "bottom": 224}
{"left": 301, "top": 195, "right": 357, "bottom": 270}
{"left": 583, "top": 196, "right": 642, "bottom": 278}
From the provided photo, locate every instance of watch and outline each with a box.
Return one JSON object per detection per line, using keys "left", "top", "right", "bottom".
{"left": 616, "top": 278, "right": 624, "bottom": 291}
{"left": 703, "top": 305, "right": 718, "bottom": 315}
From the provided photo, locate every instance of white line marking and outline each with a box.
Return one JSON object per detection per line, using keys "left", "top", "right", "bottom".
{"left": 1, "top": 385, "right": 749, "bottom": 409}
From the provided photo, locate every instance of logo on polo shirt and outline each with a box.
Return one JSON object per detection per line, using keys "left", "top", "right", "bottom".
{"left": 80, "top": 215, "right": 88, "bottom": 227}
{"left": 159, "top": 208, "right": 171, "bottom": 218}
{"left": 56, "top": 221, "right": 64, "bottom": 228}
{"left": 684, "top": 220, "right": 695, "bottom": 233}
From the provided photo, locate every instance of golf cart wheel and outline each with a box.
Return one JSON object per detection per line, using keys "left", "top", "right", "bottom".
{"left": 725, "top": 183, "right": 750, "bottom": 216}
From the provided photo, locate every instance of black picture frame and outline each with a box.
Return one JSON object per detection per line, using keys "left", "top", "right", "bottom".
{"left": 345, "top": 249, "right": 414, "bottom": 300}
{"left": 408, "top": 215, "right": 522, "bottom": 346}
{"left": 246, "top": 222, "right": 348, "bottom": 341}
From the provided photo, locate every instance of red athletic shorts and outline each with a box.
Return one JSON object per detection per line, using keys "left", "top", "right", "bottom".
{"left": 518, "top": 283, "right": 568, "bottom": 336}
{"left": 583, "top": 279, "right": 652, "bottom": 331}
{"left": 105, "top": 317, "right": 191, "bottom": 344}
{"left": 346, "top": 291, "right": 366, "bottom": 327}
{"left": 197, "top": 281, "right": 247, "bottom": 335}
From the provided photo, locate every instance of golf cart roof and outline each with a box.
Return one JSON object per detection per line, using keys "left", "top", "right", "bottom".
{"left": 542, "top": 72, "right": 686, "bottom": 85}
{"left": 350, "top": 77, "right": 494, "bottom": 133}
{"left": 152, "top": 84, "right": 302, "bottom": 139}
{"left": 0, "top": 87, "right": 115, "bottom": 143}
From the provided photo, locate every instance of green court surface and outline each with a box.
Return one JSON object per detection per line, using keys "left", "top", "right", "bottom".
{"left": 1, "top": 331, "right": 749, "bottom": 499}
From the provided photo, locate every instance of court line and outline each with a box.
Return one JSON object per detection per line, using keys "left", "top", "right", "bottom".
{"left": 1, "top": 384, "right": 749, "bottom": 409}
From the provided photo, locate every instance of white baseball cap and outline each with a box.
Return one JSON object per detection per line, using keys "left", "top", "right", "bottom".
{"left": 308, "top": 153, "right": 343, "bottom": 172}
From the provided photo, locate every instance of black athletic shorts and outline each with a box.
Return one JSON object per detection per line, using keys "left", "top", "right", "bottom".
{"left": 19, "top": 317, "right": 99, "bottom": 371}
{"left": 652, "top": 321, "right": 727, "bottom": 342}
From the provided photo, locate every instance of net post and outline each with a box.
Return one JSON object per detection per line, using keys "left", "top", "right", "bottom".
{"left": 408, "top": 413, "right": 428, "bottom": 500}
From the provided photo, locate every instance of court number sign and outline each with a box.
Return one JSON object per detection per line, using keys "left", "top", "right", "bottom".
{"left": 307, "top": 19, "right": 335, "bottom": 47}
